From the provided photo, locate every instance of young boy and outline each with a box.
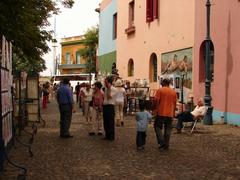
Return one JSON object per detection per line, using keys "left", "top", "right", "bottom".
{"left": 135, "top": 101, "right": 153, "bottom": 150}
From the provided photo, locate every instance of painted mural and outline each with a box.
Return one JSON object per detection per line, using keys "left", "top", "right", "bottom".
{"left": 161, "top": 48, "right": 193, "bottom": 102}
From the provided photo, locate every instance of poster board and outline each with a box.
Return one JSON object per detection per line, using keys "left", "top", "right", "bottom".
{"left": 26, "top": 102, "right": 38, "bottom": 122}
{"left": 26, "top": 77, "right": 40, "bottom": 122}
{"left": 0, "top": 35, "right": 13, "bottom": 147}
{"left": 27, "top": 78, "right": 38, "bottom": 99}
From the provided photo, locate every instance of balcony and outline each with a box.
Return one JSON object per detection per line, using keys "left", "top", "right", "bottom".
{"left": 125, "top": 25, "right": 135, "bottom": 35}
{"left": 58, "top": 63, "right": 87, "bottom": 69}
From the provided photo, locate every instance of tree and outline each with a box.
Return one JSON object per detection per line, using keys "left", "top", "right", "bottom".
{"left": 78, "top": 26, "right": 98, "bottom": 74}
{"left": 0, "top": 0, "right": 74, "bottom": 75}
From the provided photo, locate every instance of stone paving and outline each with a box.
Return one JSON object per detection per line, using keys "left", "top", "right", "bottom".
{"left": 1, "top": 100, "right": 240, "bottom": 179}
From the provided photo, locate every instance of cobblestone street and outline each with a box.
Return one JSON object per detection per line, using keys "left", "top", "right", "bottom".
{"left": 1, "top": 100, "right": 240, "bottom": 179}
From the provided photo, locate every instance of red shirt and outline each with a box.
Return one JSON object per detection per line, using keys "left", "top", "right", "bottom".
{"left": 154, "top": 86, "right": 177, "bottom": 117}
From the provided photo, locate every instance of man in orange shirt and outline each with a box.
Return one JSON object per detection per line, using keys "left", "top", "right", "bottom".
{"left": 153, "top": 78, "right": 177, "bottom": 150}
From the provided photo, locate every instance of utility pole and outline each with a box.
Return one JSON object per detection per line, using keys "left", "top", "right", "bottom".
{"left": 203, "top": 0, "right": 213, "bottom": 125}
{"left": 89, "top": 50, "right": 93, "bottom": 86}
{"left": 180, "top": 73, "right": 186, "bottom": 111}
{"left": 52, "top": 14, "right": 57, "bottom": 76}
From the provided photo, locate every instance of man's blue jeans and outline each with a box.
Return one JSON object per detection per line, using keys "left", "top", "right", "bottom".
{"left": 176, "top": 111, "right": 194, "bottom": 130}
{"left": 154, "top": 116, "right": 173, "bottom": 147}
{"left": 59, "top": 104, "right": 72, "bottom": 137}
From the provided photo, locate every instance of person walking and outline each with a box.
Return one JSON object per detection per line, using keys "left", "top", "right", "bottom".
{"left": 75, "top": 82, "right": 80, "bottom": 102}
{"left": 89, "top": 81, "right": 104, "bottom": 136}
{"left": 114, "top": 79, "right": 126, "bottom": 126}
{"left": 82, "top": 84, "right": 93, "bottom": 123}
{"left": 103, "top": 76, "right": 117, "bottom": 141}
{"left": 56, "top": 78, "right": 76, "bottom": 138}
{"left": 78, "top": 83, "right": 86, "bottom": 109}
{"left": 42, "top": 83, "right": 49, "bottom": 109}
{"left": 153, "top": 78, "right": 177, "bottom": 150}
{"left": 135, "top": 101, "right": 152, "bottom": 151}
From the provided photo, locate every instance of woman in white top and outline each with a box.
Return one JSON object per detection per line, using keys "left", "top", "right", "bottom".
{"left": 114, "top": 79, "right": 126, "bottom": 126}
{"left": 82, "top": 84, "right": 93, "bottom": 123}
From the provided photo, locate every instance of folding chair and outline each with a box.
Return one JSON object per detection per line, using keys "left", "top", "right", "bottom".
{"left": 183, "top": 107, "right": 208, "bottom": 134}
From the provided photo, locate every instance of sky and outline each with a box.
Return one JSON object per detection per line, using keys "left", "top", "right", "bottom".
{"left": 41, "top": 0, "right": 102, "bottom": 76}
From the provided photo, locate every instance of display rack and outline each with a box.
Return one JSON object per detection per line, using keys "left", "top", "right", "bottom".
{"left": 0, "top": 35, "right": 14, "bottom": 170}
{"left": 26, "top": 76, "right": 45, "bottom": 127}
{"left": 125, "top": 86, "right": 150, "bottom": 114}
{"left": 0, "top": 35, "right": 27, "bottom": 178}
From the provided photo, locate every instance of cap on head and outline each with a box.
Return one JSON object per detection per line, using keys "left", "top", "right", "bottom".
{"left": 115, "top": 79, "right": 122, "bottom": 87}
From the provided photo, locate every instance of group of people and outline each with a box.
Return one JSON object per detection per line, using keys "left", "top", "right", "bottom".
{"left": 56, "top": 76, "right": 206, "bottom": 151}
{"left": 56, "top": 76, "right": 126, "bottom": 140}
{"left": 75, "top": 78, "right": 127, "bottom": 135}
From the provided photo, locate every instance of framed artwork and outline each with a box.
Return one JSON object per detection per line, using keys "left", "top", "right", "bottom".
{"left": 27, "top": 78, "right": 39, "bottom": 99}
{"left": 161, "top": 48, "right": 193, "bottom": 102}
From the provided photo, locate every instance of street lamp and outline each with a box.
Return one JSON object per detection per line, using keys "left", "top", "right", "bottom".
{"left": 203, "top": 0, "right": 213, "bottom": 125}
{"left": 88, "top": 50, "right": 94, "bottom": 86}
{"left": 180, "top": 73, "right": 186, "bottom": 111}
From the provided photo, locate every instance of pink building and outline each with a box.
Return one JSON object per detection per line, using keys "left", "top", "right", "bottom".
{"left": 194, "top": 0, "right": 240, "bottom": 125}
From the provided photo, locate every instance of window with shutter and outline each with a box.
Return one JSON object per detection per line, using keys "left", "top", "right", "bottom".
{"left": 66, "top": 52, "right": 71, "bottom": 64}
{"left": 153, "top": 0, "right": 158, "bottom": 19}
{"left": 199, "top": 40, "right": 214, "bottom": 82}
{"left": 129, "top": 0, "right": 135, "bottom": 26}
{"left": 125, "top": 1, "right": 136, "bottom": 35}
{"left": 146, "top": 0, "right": 153, "bottom": 22}
{"left": 113, "top": 13, "right": 117, "bottom": 39}
{"left": 128, "top": 59, "right": 134, "bottom": 77}
{"left": 76, "top": 52, "right": 81, "bottom": 64}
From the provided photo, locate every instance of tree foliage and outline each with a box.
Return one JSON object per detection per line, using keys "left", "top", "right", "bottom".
{"left": 0, "top": 0, "right": 74, "bottom": 75}
{"left": 12, "top": 50, "right": 46, "bottom": 77}
{"left": 78, "top": 26, "right": 99, "bottom": 73}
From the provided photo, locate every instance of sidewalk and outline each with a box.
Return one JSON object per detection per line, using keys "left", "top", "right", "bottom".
{"left": 1, "top": 99, "right": 240, "bottom": 179}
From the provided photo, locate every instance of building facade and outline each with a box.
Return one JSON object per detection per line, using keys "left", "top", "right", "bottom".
{"left": 59, "top": 36, "right": 88, "bottom": 74}
{"left": 98, "top": 0, "right": 117, "bottom": 74}
{"left": 98, "top": 0, "right": 240, "bottom": 126}
{"left": 193, "top": 0, "right": 240, "bottom": 125}
{"left": 117, "top": 0, "right": 195, "bottom": 94}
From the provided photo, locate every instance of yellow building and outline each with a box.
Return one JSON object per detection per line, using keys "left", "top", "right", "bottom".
{"left": 59, "top": 36, "right": 88, "bottom": 74}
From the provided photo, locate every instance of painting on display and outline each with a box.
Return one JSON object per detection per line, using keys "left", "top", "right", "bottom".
{"left": 2, "top": 113, "right": 12, "bottom": 146}
{"left": 27, "top": 78, "right": 39, "bottom": 99}
{"left": 26, "top": 78, "right": 39, "bottom": 122}
{"left": 161, "top": 48, "right": 193, "bottom": 102}
{"left": 1, "top": 35, "right": 13, "bottom": 147}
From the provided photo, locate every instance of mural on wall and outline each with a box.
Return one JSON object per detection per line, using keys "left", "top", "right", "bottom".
{"left": 161, "top": 48, "right": 193, "bottom": 102}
